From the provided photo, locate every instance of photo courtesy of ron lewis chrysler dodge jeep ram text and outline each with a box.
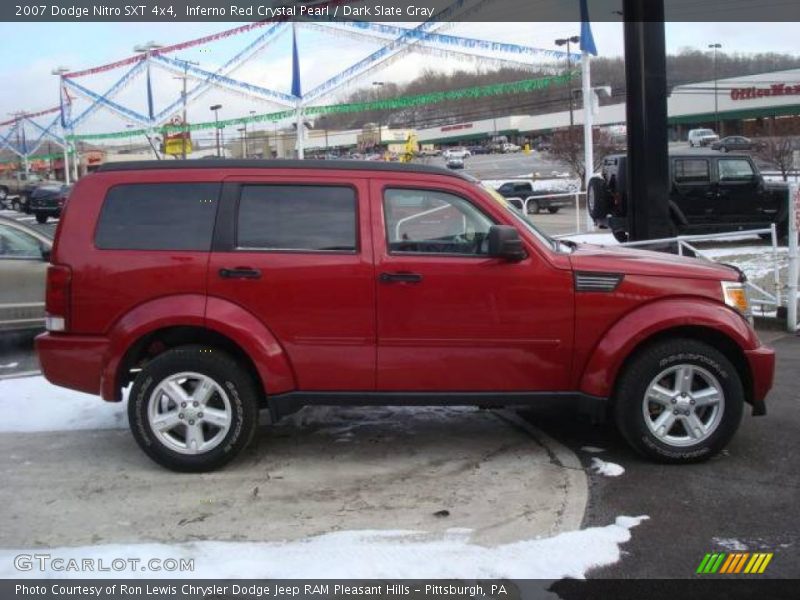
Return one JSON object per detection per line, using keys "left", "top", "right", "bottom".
{"left": 37, "top": 160, "right": 774, "bottom": 471}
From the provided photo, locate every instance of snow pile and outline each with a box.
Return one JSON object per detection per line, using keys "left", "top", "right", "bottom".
{"left": 0, "top": 517, "right": 649, "bottom": 580}
{"left": 590, "top": 458, "right": 625, "bottom": 477}
{"left": 581, "top": 446, "right": 605, "bottom": 454}
{"left": 713, "top": 537, "right": 749, "bottom": 551}
{"left": 699, "top": 245, "right": 788, "bottom": 281}
{"left": 0, "top": 376, "right": 127, "bottom": 432}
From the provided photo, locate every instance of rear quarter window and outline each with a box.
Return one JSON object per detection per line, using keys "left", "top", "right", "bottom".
{"left": 95, "top": 183, "right": 220, "bottom": 251}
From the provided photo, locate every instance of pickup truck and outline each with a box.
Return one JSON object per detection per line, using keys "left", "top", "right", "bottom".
{"left": 487, "top": 177, "right": 580, "bottom": 214}
{"left": 587, "top": 151, "right": 789, "bottom": 242}
{"left": 0, "top": 172, "right": 45, "bottom": 212}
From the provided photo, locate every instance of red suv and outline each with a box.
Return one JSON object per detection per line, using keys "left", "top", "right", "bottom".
{"left": 37, "top": 160, "right": 775, "bottom": 471}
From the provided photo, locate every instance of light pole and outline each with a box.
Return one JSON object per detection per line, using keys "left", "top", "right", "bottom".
{"left": 210, "top": 104, "right": 222, "bottom": 157}
{"left": 134, "top": 42, "right": 163, "bottom": 161}
{"left": 237, "top": 127, "right": 246, "bottom": 158}
{"left": 555, "top": 36, "right": 580, "bottom": 127}
{"left": 51, "top": 66, "right": 71, "bottom": 183}
{"left": 708, "top": 43, "right": 722, "bottom": 134}
{"left": 173, "top": 58, "right": 198, "bottom": 159}
{"left": 372, "top": 81, "right": 384, "bottom": 151}
{"left": 247, "top": 110, "right": 255, "bottom": 157}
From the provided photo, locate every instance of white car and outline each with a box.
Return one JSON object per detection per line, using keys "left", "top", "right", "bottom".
{"left": 688, "top": 128, "right": 719, "bottom": 147}
{"left": 442, "top": 147, "right": 471, "bottom": 159}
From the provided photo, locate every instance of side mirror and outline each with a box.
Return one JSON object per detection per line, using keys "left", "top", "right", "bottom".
{"left": 488, "top": 225, "right": 526, "bottom": 262}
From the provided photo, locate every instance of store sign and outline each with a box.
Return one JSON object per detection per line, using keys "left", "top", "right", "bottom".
{"left": 440, "top": 123, "right": 473, "bottom": 132}
{"left": 730, "top": 84, "right": 800, "bottom": 100}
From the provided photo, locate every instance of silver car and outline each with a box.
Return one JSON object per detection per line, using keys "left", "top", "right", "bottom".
{"left": 0, "top": 216, "right": 52, "bottom": 331}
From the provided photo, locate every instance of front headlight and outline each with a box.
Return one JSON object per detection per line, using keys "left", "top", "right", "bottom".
{"left": 721, "top": 281, "right": 752, "bottom": 320}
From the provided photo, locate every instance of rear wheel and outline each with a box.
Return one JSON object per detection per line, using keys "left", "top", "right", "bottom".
{"left": 547, "top": 207, "right": 560, "bottom": 214}
{"left": 526, "top": 199, "right": 540, "bottom": 214}
{"left": 35, "top": 213, "right": 47, "bottom": 224}
{"left": 614, "top": 339, "right": 743, "bottom": 463}
{"left": 128, "top": 345, "right": 259, "bottom": 472}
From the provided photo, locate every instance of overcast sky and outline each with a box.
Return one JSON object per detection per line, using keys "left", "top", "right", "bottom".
{"left": 0, "top": 21, "right": 798, "bottom": 138}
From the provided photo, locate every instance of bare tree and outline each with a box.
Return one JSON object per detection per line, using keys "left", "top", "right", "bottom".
{"left": 755, "top": 119, "right": 799, "bottom": 181}
{"left": 548, "top": 126, "right": 620, "bottom": 187}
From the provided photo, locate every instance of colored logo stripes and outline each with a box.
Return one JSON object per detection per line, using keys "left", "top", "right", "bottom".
{"left": 697, "top": 552, "right": 773, "bottom": 574}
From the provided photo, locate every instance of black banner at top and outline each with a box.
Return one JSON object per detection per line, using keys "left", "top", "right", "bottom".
{"left": 2, "top": 0, "right": 800, "bottom": 22}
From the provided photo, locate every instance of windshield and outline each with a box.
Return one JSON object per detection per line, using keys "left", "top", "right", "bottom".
{"left": 476, "top": 183, "right": 571, "bottom": 252}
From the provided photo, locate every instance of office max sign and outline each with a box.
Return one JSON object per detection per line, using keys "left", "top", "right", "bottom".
{"left": 730, "top": 83, "right": 800, "bottom": 100}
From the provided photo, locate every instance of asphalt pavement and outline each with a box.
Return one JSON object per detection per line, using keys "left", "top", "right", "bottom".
{"left": 520, "top": 327, "right": 800, "bottom": 579}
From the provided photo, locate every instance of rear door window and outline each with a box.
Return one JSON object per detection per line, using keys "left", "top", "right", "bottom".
{"left": 674, "top": 159, "right": 710, "bottom": 184}
{"left": 95, "top": 183, "right": 220, "bottom": 250}
{"left": 236, "top": 185, "right": 357, "bottom": 252}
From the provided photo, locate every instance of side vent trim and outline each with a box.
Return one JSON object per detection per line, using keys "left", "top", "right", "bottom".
{"left": 574, "top": 272, "right": 624, "bottom": 293}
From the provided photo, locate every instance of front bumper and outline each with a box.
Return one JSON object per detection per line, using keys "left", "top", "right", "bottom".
{"left": 745, "top": 344, "right": 775, "bottom": 415}
{"left": 36, "top": 332, "right": 108, "bottom": 397}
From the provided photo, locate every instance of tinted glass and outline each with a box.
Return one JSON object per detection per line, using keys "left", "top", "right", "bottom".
{"left": 384, "top": 188, "right": 494, "bottom": 255}
{"left": 95, "top": 183, "right": 220, "bottom": 251}
{"left": 237, "top": 185, "right": 357, "bottom": 252}
{"left": 719, "top": 159, "right": 755, "bottom": 181}
{"left": 674, "top": 159, "right": 710, "bottom": 184}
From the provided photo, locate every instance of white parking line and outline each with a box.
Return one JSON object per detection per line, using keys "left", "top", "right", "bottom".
{"left": 16, "top": 216, "right": 36, "bottom": 222}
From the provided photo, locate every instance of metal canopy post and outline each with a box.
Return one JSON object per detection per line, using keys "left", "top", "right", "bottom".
{"left": 623, "top": 0, "right": 672, "bottom": 241}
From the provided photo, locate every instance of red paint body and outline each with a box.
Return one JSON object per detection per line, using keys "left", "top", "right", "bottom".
{"left": 36, "top": 164, "right": 775, "bottom": 411}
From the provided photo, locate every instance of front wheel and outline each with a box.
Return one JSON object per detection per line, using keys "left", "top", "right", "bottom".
{"left": 547, "top": 207, "right": 560, "bottom": 214}
{"left": 128, "top": 345, "right": 259, "bottom": 472}
{"left": 614, "top": 339, "right": 744, "bottom": 463}
{"left": 526, "top": 199, "right": 540, "bottom": 214}
{"left": 35, "top": 213, "right": 48, "bottom": 224}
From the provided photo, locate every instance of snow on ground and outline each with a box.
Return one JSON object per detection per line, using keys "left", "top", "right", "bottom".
{"left": 0, "top": 517, "right": 649, "bottom": 580}
{"left": 0, "top": 376, "right": 127, "bottom": 432}
{"left": 698, "top": 245, "right": 788, "bottom": 281}
{"left": 560, "top": 232, "right": 618, "bottom": 245}
{"left": 0, "top": 362, "right": 19, "bottom": 369}
{"left": 590, "top": 458, "right": 625, "bottom": 477}
{"left": 713, "top": 537, "right": 749, "bottom": 551}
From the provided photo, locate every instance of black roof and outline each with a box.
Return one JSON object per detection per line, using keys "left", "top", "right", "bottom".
{"left": 605, "top": 149, "right": 727, "bottom": 160}
{"left": 96, "top": 159, "right": 472, "bottom": 180}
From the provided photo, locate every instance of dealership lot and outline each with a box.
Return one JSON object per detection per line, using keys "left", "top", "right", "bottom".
{"left": 1, "top": 152, "right": 798, "bottom": 579}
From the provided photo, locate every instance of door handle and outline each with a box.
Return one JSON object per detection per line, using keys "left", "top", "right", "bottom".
{"left": 219, "top": 267, "right": 262, "bottom": 280}
{"left": 379, "top": 271, "right": 423, "bottom": 284}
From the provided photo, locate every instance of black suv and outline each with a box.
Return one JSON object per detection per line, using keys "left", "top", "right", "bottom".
{"left": 588, "top": 152, "right": 789, "bottom": 242}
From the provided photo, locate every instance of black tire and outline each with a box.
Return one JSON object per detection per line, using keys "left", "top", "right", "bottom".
{"left": 526, "top": 199, "right": 540, "bottom": 214}
{"left": 21, "top": 194, "right": 30, "bottom": 214}
{"left": 721, "top": 146, "right": 729, "bottom": 153}
{"left": 35, "top": 213, "right": 47, "bottom": 224}
{"left": 611, "top": 229, "right": 629, "bottom": 243}
{"left": 11, "top": 198, "right": 20, "bottom": 212}
{"left": 547, "top": 207, "right": 560, "bottom": 214}
{"left": 0, "top": 186, "right": 7, "bottom": 201}
{"left": 587, "top": 177, "right": 609, "bottom": 219}
{"left": 128, "top": 345, "right": 259, "bottom": 472}
{"left": 614, "top": 339, "right": 744, "bottom": 463}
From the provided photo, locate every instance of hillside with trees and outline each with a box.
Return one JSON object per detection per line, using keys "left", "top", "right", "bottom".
{"left": 320, "top": 51, "right": 800, "bottom": 131}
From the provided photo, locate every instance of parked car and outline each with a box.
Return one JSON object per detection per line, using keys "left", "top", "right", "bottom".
{"left": 710, "top": 136, "right": 762, "bottom": 153}
{"left": 0, "top": 216, "right": 52, "bottom": 331}
{"left": 0, "top": 171, "right": 45, "bottom": 212}
{"left": 492, "top": 179, "right": 571, "bottom": 214}
{"left": 28, "top": 183, "right": 72, "bottom": 224}
{"left": 687, "top": 128, "right": 719, "bottom": 147}
{"left": 442, "top": 147, "right": 471, "bottom": 159}
{"left": 587, "top": 151, "right": 790, "bottom": 242}
{"left": 501, "top": 143, "right": 521, "bottom": 153}
{"left": 37, "top": 159, "right": 774, "bottom": 471}
{"left": 446, "top": 157, "right": 465, "bottom": 169}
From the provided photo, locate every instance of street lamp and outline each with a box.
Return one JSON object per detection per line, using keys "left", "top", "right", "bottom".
{"left": 555, "top": 36, "right": 580, "bottom": 127}
{"left": 708, "top": 43, "right": 722, "bottom": 134}
{"left": 51, "top": 66, "right": 72, "bottom": 184}
{"left": 247, "top": 110, "right": 256, "bottom": 157}
{"left": 171, "top": 58, "right": 199, "bottom": 160}
{"left": 210, "top": 104, "right": 222, "bottom": 157}
{"left": 237, "top": 127, "right": 246, "bottom": 158}
{"left": 372, "top": 81, "right": 384, "bottom": 150}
